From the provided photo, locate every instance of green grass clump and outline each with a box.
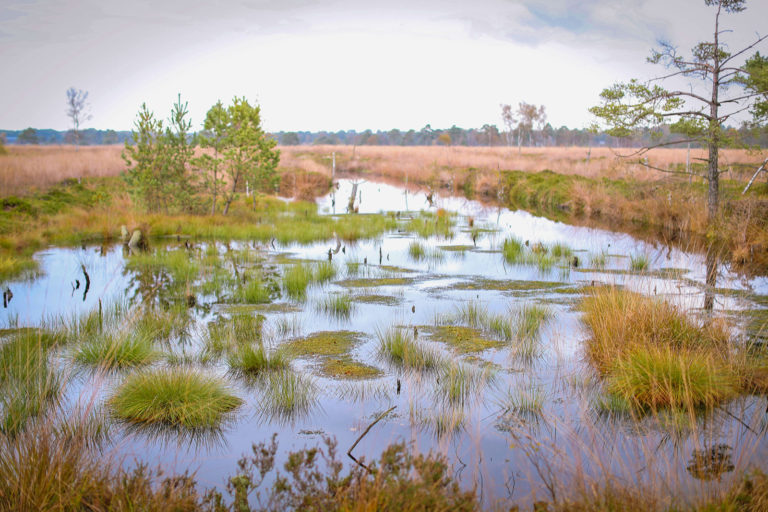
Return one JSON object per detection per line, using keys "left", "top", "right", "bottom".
{"left": 607, "top": 348, "right": 736, "bottom": 410}
{"left": 228, "top": 344, "right": 288, "bottom": 375}
{"left": 109, "top": 368, "right": 242, "bottom": 429}
{"left": 498, "top": 385, "right": 545, "bottom": 418}
{"left": 0, "top": 327, "right": 65, "bottom": 435}
{"left": 258, "top": 370, "right": 318, "bottom": 423}
{"left": 405, "top": 210, "right": 455, "bottom": 239}
{"left": 283, "top": 263, "right": 313, "bottom": 300}
{"left": 581, "top": 287, "right": 739, "bottom": 411}
{"left": 377, "top": 327, "right": 442, "bottom": 371}
{"left": 75, "top": 331, "right": 158, "bottom": 370}
{"left": 502, "top": 236, "right": 525, "bottom": 264}
{"left": 435, "top": 362, "right": 493, "bottom": 405}
{"left": 126, "top": 249, "right": 200, "bottom": 286}
{"left": 514, "top": 304, "right": 551, "bottom": 342}
{"left": 205, "top": 313, "right": 265, "bottom": 358}
{"left": 550, "top": 242, "right": 573, "bottom": 258}
{"left": 316, "top": 294, "right": 354, "bottom": 320}
{"left": 590, "top": 251, "right": 608, "bottom": 269}
{"left": 408, "top": 240, "right": 426, "bottom": 260}
{"left": 313, "top": 261, "right": 337, "bottom": 283}
{"left": 629, "top": 253, "right": 650, "bottom": 272}
{"left": 232, "top": 276, "right": 273, "bottom": 304}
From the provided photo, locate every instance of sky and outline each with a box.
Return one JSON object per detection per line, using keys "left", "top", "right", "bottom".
{"left": 1, "top": 0, "right": 767, "bottom": 133}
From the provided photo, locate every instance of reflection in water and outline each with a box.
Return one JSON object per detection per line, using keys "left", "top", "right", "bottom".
{"left": 121, "top": 419, "right": 232, "bottom": 452}
{"left": 686, "top": 444, "right": 735, "bottom": 481}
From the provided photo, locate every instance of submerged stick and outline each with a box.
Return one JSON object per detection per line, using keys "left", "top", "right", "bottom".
{"left": 81, "top": 264, "right": 90, "bottom": 302}
{"left": 347, "top": 405, "right": 396, "bottom": 473}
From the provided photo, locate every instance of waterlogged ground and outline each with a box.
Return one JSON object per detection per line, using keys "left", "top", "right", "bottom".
{"left": 3, "top": 179, "right": 768, "bottom": 507}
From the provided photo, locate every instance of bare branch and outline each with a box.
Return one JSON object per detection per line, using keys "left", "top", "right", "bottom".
{"left": 721, "top": 33, "right": 768, "bottom": 66}
{"left": 611, "top": 139, "right": 700, "bottom": 159}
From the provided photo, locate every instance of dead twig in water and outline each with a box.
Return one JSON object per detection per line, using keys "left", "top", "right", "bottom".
{"left": 347, "top": 405, "right": 396, "bottom": 473}
{"left": 81, "top": 264, "right": 90, "bottom": 302}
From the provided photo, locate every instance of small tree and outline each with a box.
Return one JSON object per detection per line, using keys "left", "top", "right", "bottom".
{"left": 207, "top": 97, "right": 280, "bottom": 215}
{"left": 194, "top": 101, "right": 228, "bottom": 214}
{"left": 590, "top": 0, "right": 767, "bottom": 225}
{"left": 500, "top": 104, "right": 516, "bottom": 147}
{"left": 590, "top": 0, "right": 768, "bottom": 309}
{"left": 66, "top": 88, "right": 92, "bottom": 151}
{"left": 123, "top": 95, "right": 199, "bottom": 213}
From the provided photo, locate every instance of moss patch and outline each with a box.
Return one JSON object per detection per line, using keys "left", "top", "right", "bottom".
{"left": 436, "top": 278, "right": 571, "bottom": 294}
{"left": 354, "top": 294, "right": 402, "bottom": 306}
{"left": 438, "top": 245, "right": 474, "bottom": 252}
{"left": 319, "top": 357, "right": 382, "bottom": 380}
{"left": 337, "top": 277, "right": 415, "bottom": 288}
{"left": 421, "top": 325, "right": 504, "bottom": 353}
{"left": 282, "top": 330, "right": 365, "bottom": 358}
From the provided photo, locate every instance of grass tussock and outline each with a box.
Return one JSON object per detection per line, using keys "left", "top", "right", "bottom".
{"left": 228, "top": 344, "right": 288, "bottom": 376}
{"left": 377, "top": 327, "right": 442, "bottom": 371}
{"left": 75, "top": 331, "right": 158, "bottom": 370}
{"left": 316, "top": 293, "right": 354, "bottom": 320}
{"left": 109, "top": 368, "right": 243, "bottom": 429}
{"left": 581, "top": 287, "right": 739, "bottom": 412}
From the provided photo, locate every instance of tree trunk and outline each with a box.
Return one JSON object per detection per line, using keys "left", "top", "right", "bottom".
{"left": 223, "top": 173, "right": 239, "bottom": 216}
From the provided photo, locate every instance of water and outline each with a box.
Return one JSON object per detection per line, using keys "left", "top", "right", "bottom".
{"left": 2, "top": 179, "right": 768, "bottom": 506}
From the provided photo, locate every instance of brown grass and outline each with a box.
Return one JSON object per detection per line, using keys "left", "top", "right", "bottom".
{"left": 280, "top": 145, "right": 768, "bottom": 184}
{"left": 0, "top": 146, "right": 126, "bottom": 196}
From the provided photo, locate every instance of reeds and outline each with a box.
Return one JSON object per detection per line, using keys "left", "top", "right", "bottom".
{"left": 316, "top": 293, "right": 354, "bottom": 319}
{"left": 228, "top": 344, "right": 288, "bottom": 375}
{"left": 257, "top": 369, "right": 318, "bottom": 423}
{"left": 75, "top": 331, "right": 158, "bottom": 370}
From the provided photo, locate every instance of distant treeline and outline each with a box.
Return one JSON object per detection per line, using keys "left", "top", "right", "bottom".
{"left": 3, "top": 123, "right": 767, "bottom": 148}
{"left": 1, "top": 128, "right": 132, "bottom": 145}
{"left": 274, "top": 124, "right": 768, "bottom": 148}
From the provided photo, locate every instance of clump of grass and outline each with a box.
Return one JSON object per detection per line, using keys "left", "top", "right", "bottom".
{"left": 497, "top": 384, "right": 545, "bottom": 419}
{"left": 0, "top": 327, "right": 66, "bottom": 435}
{"left": 75, "top": 331, "right": 158, "bottom": 370}
{"left": 502, "top": 236, "right": 525, "bottom": 264}
{"left": 422, "top": 325, "right": 505, "bottom": 353}
{"left": 435, "top": 362, "right": 494, "bottom": 405}
{"left": 232, "top": 276, "right": 273, "bottom": 304}
{"left": 205, "top": 313, "right": 265, "bottom": 358}
{"left": 406, "top": 210, "right": 455, "bottom": 239}
{"left": 590, "top": 251, "right": 608, "bottom": 269}
{"left": 316, "top": 294, "right": 354, "bottom": 320}
{"left": 514, "top": 304, "right": 551, "bottom": 342}
{"left": 376, "top": 327, "right": 442, "bottom": 371}
{"left": 283, "top": 263, "right": 313, "bottom": 300}
{"left": 550, "top": 242, "right": 573, "bottom": 258}
{"left": 228, "top": 344, "right": 288, "bottom": 375}
{"left": 408, "top": 240, "right": 426, "bottom": 260}
{"left": 581, "top": 287, "right": 737, "bottom": 411}
{"left": 454, "top": 300, "right": 487, "bottom": 329}
{"left": 629, "top": 253, "right": 650, "bottom": 272}
{"left": 313, "top": 260, "right": 337, "bottom": 283}
{"left": 274, "top": 315, "right": 303, "bottom": 338}
{"left": 607, "top": 347, "right": 736, "bottom": 410}
{"left": 407, "top": 240, "right": 445, "bottom": 264}
{"left": 109, "top": 368, "right": 243, "bottom": 429}
{"left": 258, "top": 369, "right": 318, "bottom": 423}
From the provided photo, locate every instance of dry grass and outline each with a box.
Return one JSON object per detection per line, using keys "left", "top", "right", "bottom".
{"left": 0, "top": 145, "right": 125, "bottom": 195}
{"left": 280, "top": 145, "right": 768, "bottom": 184}
{"left": 5, "top": 145, "right": 764, "bottom": 199}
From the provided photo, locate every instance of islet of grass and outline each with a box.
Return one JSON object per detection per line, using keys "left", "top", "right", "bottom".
{"left": 316, "top": 293, "right": 354, "bottom": 320}
{"left": 75, "top": 331, "right": 158, "bottom": 370}
{"left": 629, "top": 253, "right": 650, "bottom": 272}
{"left": 228, "top": 344, "right": 288, "bottom": 375}
{"left": 109, "top": 368, "right": 243, "bottom": 429}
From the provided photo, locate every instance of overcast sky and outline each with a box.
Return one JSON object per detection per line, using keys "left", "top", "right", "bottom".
{"left": 1, "top": 0, "right": 767, "bottom": 132}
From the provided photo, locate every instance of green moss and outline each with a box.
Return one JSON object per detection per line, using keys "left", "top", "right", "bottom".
{"left": 337, "top": 277, "right": 415, "bottom": 288}
{"left": 282, "top": 330, "right": 365, "bottom": 358}
{"left": 437, "top": 245, "right": 474, "bottom": 252}
{"left": 319, "top": 357, "right": 382, "bottom": 380}
{"left": 354, "top": 294, "right": 402, "bottom": 306}
{"left": 437, "top": 278, "right": 570, "bottom": 294}
{"left": 421, "top": 325, "right": 504, "bottom": 353}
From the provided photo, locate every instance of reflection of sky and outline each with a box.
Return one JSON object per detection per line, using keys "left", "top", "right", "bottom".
{"left": 3, "top": 179, "right": 768, "bottom": 505}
